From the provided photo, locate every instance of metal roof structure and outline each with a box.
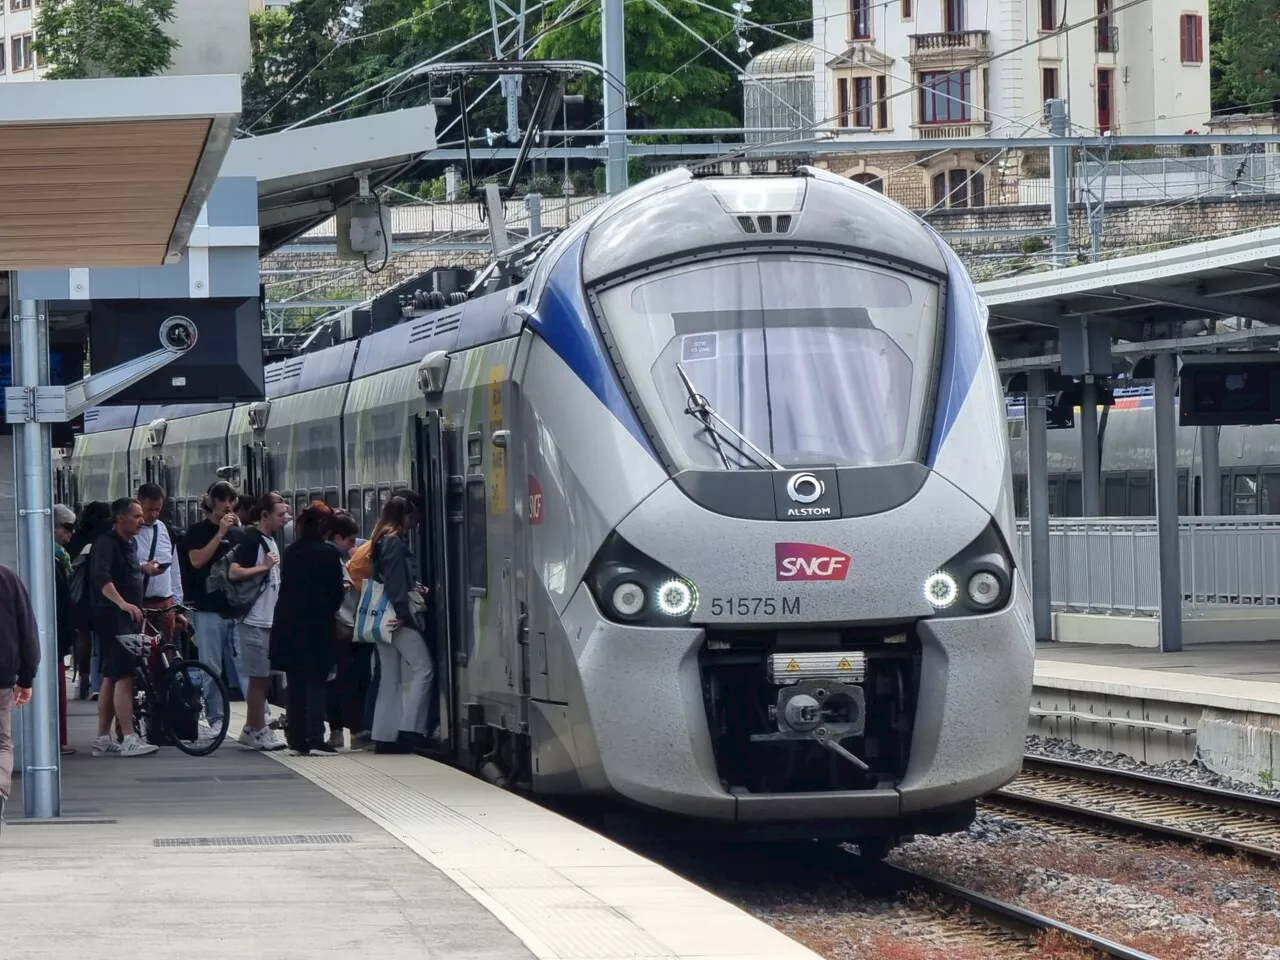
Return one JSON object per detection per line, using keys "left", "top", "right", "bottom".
{"left": 978, "top": 226, "right": 1280, "bottom": 362}
{"left": 221, "top": 105, "right": 438, "bottom": 256}
{"left": 0, "top": 73, "right": 240, "bottom": 269}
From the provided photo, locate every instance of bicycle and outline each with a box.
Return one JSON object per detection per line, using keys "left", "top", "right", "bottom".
{"left": 116, "top": 602, "right": 231, "bottom": 757}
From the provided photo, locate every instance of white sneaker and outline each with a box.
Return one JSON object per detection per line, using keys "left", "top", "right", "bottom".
{"left": 117, "top": 734, "right": 159, "bottom": 758}
{"left": 252, "top": 727, "right": 286, "bottom": 752}
{"left": 237, "top": 725, "right": 256, "bottom": 748}
{"left": 92, "top": 734, "right": 120, "bottom": 757}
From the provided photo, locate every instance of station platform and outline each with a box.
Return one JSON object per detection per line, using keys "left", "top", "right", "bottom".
{"left": 1032, "top": 640, "right": 1280, "bottom": 788}
{"left": 1, "top": 700, "right": 820, "bottom": 960}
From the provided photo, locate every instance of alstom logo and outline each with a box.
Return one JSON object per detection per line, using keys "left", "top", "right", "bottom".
{"left": 775, "top": 542, "right": 852, "bottom": 581}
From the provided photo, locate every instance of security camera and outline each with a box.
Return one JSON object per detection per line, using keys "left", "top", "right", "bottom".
{"left": 159, "top": 316, "right": 198, "bottom": 353}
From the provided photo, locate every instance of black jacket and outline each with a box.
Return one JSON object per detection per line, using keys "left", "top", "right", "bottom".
{"left": 0, "top": 564, "right": 40, "bottom": 688}
{"left": 269, "top": 536, "right": 345, "bottom": 678}
{"left": 374, "top": 534, "right": 421, "bottom": 630}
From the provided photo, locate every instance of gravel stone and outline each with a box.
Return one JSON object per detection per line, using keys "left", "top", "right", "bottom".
{"left": 1026, "top": 734, "right": 1280, "bottom": 797}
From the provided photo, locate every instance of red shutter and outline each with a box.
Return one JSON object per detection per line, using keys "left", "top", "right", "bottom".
{"left": 1179, "top": 15, "right": 1187, "bottom": 61}
{"left": 1195, "top": 15, "right": 1204, "bottom": 62}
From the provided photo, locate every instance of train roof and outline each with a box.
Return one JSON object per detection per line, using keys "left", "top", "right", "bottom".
{"left": 579, "top": 167, "right": 948, "bottom": 286}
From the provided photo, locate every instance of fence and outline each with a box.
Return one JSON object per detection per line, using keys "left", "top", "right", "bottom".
{"left": 1015, "top": 517, "right": 1280, "bottom": 615}
{"left": 1073, "top": 153, "right": 1280, "bottom": 204}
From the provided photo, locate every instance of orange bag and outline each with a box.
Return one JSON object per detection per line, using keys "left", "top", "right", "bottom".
{"left": 347, "top": 539, "right": 374, "bottom": 590}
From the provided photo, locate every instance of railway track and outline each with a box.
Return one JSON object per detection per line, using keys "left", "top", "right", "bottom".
{"left": 871, "top": 859, "right": 1159, "bottom": 960}
{"left": 992, "top": 754, "right": 1280, "bottom": 860}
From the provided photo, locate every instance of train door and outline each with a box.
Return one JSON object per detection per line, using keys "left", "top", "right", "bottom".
{"left": 243, "top": 442, "right": 273, "bottom": 498}
{"left": 412, "top": 411, "right": 460, "bottom": 759}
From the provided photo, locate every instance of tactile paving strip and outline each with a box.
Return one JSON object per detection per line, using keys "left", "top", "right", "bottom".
{"left": 152, "top": 833, "right": 355, "bottom": 848}
{"left": 264, "top": 750, "right": 822, "bottom": 960}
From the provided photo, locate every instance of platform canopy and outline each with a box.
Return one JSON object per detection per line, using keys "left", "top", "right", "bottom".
{"left": 979, "top": 226, "right": 1280, "bottom": 359}
{"left": 220, "top": 105, "right": 438, "bottom": 256}
{"left": 0, "top": 73, "right": 240, "bottom": 271}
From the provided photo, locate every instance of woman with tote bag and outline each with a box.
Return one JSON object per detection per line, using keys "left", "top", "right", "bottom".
{"left": 363, "top": 496, "right": 432, "bottom": 754}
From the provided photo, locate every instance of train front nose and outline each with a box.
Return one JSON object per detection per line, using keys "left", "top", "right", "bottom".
{"left": 559, "top": 473, "right": 1034, "bottom": 829}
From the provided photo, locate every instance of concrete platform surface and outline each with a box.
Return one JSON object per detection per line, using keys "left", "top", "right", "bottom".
{"left": 1036, "top": 640, "right": 1280, "bottom": 714}
{"left": 1, "top": 700, "right": 822, "bottom": 960}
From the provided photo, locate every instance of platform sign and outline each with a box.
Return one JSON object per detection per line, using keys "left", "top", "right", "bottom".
{"left": 1180, "top": 356, "right": 1280, "bottom": 426}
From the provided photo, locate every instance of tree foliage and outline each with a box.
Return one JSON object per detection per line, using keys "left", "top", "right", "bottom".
{"left": 1210, "top": 0, "right": 1280, "bottom": 113}
{"left": 243, "top": 0, "right": 810, "bottom": 132}
{"left": 34, "top": 0, "right": 178, "bottom": 80}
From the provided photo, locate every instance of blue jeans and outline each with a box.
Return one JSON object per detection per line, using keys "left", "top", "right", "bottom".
{"left": 89, "top": 633, "right": 103, "bottom": 696}
{"left": 194, "top": 611, "right": 238, "bottom": 728}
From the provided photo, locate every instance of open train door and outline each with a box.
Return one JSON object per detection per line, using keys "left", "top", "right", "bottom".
{"left": 412, "top": 411, "right": 460, "bottom": 759}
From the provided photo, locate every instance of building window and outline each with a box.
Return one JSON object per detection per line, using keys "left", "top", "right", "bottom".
{"left": 852, "top": 173, "right": 884, "bottom": 193}
{"left": 1180, "top": 13, "right": 1203, "bottom": 63}
{"left": 902, "top": 0, "right": 912, "bottom": 17}
{"left": 876, "top": 75, "right": 889, "bottom": 128}
{"left": 932, "top": 169, "right": 985, "bottom": 208}
{"left": 854, "top": 77, "right": 873, "bottom": 127}
{"left": 837, "top": 78, "right": 850, "bottom": 127}
{"left": 11, "top": 33, "right": 33, "bottom": 72}
{"left": 851, "top": 0, "right": 871, "bottom": 39}
{"left": 1042, "top": 66, "right": 1058, "bottom": 104}
{"left": 1039, "top": 0, "right": 1056, "bottom": 30}
{"left": 0, "top": 44, "right": 6, "bottom": 74}
{"left": 9, "top": 0, "right": 31, "bottom": 9}
{"left": 919, "top": 70, "right": 971, "bottom": 123}
{"left": 1096, "top": 0, "right": 1116, "bottom": 52}
{"left": 944, "top": 0, "right": 964, "bottom": 32}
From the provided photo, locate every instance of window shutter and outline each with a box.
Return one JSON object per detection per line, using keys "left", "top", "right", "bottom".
{"left": 1195, "top": 15, "right": 1203, "bottom": 62}
{"left": 1180, "top": 15, "right": 1188, "bottom": 62}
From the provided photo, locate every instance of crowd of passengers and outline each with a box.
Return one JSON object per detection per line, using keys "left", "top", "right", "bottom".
{"left": 53, "top": 482, "right": 436, "bottom": 758}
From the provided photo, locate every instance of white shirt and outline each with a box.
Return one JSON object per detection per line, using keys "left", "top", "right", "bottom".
{"left": 134, "top": 520, "right": 184, "bottom": 604}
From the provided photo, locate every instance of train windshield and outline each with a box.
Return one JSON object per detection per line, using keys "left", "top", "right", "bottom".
{"left": 596, "top": 254, "right": 940, "bottom": 469}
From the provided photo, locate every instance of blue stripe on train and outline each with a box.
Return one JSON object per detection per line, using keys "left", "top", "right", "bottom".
{"left": 525, "top": 237, "right": 657, "bottom": 457}
{"left": 927, "top": 231, "right": 988, "bottom": 465}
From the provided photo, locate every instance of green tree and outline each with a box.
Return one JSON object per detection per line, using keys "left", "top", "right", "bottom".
{"left": 35, "top": 0, "right": 178, "bottom": 80}
{"left": 1210, "top": 0, "right": 1280, "bottom": 112}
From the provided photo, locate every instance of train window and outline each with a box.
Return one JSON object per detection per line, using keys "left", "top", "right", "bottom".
{"left": 1261, "top": 473, "right": 1280, "bottom": 515}
{"left": 1064, "top": 478, "right": 1082, "bottom": 517}
{"left": 324, "top": 488, "right": 339, "bottom": 509}
{"left": 362, "top": 487, "right": 378, "bottom": 537}
{"left": 465, "top": 475, "right": 488, "bottom": 593}
{"left": 1046, "top": 479, "right": 1061, "bottom": 516}
{"left": 1127, "top": 474, "right": 1152, "bottom": 516}
{"left": 294, "top": 492, "right": 308, "bottom": 516}
{"left": 1013, "top": 477, "right": 1029, "bottom": 518}
{"left": 1222, "top": 475, "right": 1232, "bottom": 515}
{"left": 377, "top": 485, "right": 391, "bottom": 511}
{"left": 1178, "top": 473, "right": 1188, "bottom": 516}
{"left": 1104, "top": 476, "right": 1127, "bottom": 515}
{"left": 346, "top": 488, "right": 363, "bottom": 535}
{"left": 1234, "top": 474, "right": 1258, "bottom": 516}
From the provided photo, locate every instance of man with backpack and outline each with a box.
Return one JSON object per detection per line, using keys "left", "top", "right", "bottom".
{"left": 227, "top": 492, "right": 290, "bottom": 751}
{"left": 179, "top": 482, "right": 243, "bottom": 739}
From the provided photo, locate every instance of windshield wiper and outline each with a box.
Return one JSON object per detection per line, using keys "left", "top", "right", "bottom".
{"left": 675, "top": 362, "right": 782, "bottom": 471}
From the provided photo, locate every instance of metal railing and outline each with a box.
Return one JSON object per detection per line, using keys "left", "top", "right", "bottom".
{"left": 1015, "top": 517, "right": 1280, "bottom": 615}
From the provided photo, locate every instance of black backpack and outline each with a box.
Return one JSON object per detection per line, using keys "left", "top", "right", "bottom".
{"left": 68, "top": 551, "right": 91, "bottom": 610}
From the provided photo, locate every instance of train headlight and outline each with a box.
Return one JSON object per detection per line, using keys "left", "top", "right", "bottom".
{"left": 611, "top": 581, "right": 647, "bottom": 618}
{"left": 923, "top": 571, "right": 958, "bottom": 609}
{"left": 656, "top": 579, "right": 697, "bottom": 617}
{"left": 967, "top": 571, "right": 1002, "bottom": 608}
{"left": 585, "top": 533, "right": 698, "bottom": 626}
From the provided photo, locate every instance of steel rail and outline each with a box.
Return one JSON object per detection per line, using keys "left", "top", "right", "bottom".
{"left": 873, "top": 861, "right": 1161, "bottom": 960}
{"left": 990, "top": 754, "right": 1280, "bottom": 861}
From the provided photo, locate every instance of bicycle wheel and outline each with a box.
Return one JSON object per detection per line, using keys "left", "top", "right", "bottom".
{"left": 162, "top": 660, "right": 230, "bottom": 756}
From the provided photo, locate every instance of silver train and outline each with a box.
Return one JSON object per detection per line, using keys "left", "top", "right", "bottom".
{"left": 1006, "top": 392, "right": 1280, "bottom": 518}
{"left": 62, "top": 168, "right": 1034, "bottom": 843}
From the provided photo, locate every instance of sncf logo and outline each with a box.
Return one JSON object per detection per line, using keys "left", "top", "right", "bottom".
{"left": 775, "top": 542, "right": 851, "bottom": 581}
